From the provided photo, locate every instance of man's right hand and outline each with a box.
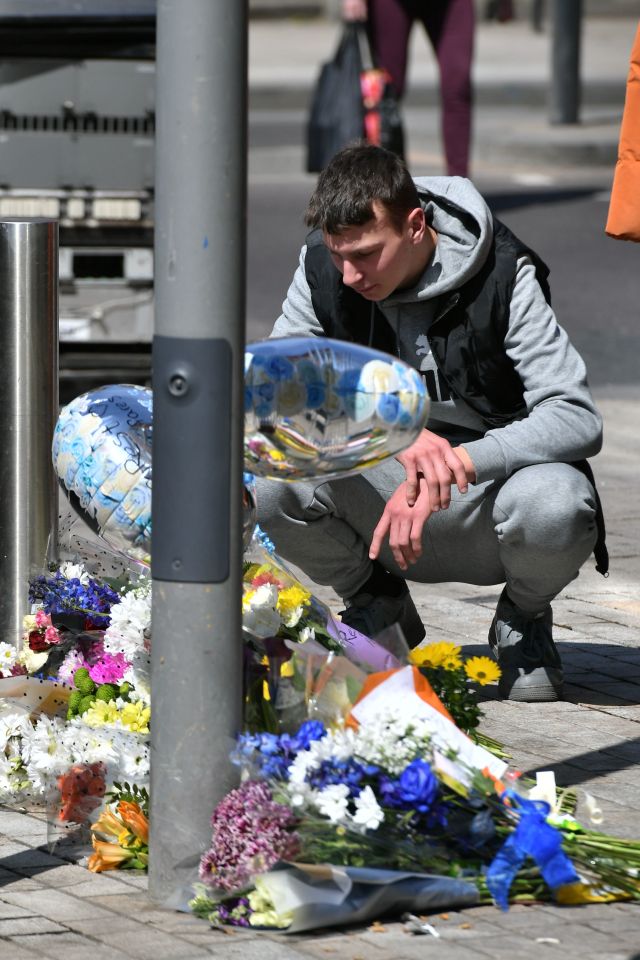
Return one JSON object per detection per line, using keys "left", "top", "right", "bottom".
{"left": 342, "top": 0, "right": 368, "bottom": 20}
{"left": 369, "top": 479, "right": 432, "bottom": 572}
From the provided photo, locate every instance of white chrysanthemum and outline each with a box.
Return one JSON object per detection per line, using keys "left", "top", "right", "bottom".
{"left": 22, "top": 715, "right": 73, "bottom": 790}
{"left": 112, "top": 730, "right": 150, "bottom": 783}
{"left": 103, "top": 581, "right": 151, "bottom": 659}
{"left": 61, "top": 720, "right": 120, "bottom": 768}
{"left": 242, "top": 584, "right": 283, "bottom": 639}
{"left": 288, "top": 749, "right": 319, "bottom": 785}
{"left": 353, "top": 709, "right": 433, "bottom": 775}
{"left": 0, "top": 642, "right": 18, "bottom": 671}
{"left": 122, "top": 650, "right": 151, "bottom": 704}
{"left": 59, "top": 561, "right": 90, "bottom": 584}
{"left": 352, "top": 785, "right": 384, "bottom": 831}
{"left": 0, "top": 712, "right": 32, "bottom": 751}
{"left": 315, "top": 783, "right": 350, "bottom": 824}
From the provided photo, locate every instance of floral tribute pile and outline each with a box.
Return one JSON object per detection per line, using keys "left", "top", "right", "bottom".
{"left": 3, "top": 543, "right": 640, "bottom": 932}
{"left": 0, "top": 560, "right": 151, "bottom": 856}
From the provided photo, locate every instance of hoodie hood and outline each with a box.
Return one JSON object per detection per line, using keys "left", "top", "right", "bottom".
{"left": 383, "top": 176, "right": 494, "bottom": 305}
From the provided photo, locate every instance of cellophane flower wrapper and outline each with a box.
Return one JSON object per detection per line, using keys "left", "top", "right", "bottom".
{"left": 247, "top": 862, "right": 480, "bottom": 934}
{"left": 244, "top": 637, "right": 370, "bottom": 735}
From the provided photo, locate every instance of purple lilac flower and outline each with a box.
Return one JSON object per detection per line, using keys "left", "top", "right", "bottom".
{"left": 199, "top": 780, "right": 299, "bottom": 892}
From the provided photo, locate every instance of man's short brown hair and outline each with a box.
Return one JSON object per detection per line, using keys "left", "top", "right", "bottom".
{"left": 305, "top": 143, "right": 420, "bottom": 235}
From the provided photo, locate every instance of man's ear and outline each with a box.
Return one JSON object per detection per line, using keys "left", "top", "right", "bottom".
{"left": 407, "top": 207, "right": 426, "bottom": 242}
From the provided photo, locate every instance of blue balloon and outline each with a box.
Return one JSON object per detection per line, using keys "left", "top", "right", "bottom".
{"left": 53, "top": 385, "right": 153, "bottom": 563}
{"left": 244, "top": 337, "right": 429, "bottom": 481}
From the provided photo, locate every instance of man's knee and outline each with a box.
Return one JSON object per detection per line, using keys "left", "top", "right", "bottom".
{"left": 254, "top": 477, "right": 321, "bottom": 527}
{"left": 494, "top": 463, "right": 597, "bottom": 552}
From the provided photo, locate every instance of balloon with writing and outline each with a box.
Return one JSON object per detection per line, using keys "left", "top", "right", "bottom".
{"left": 54, "top": 385, "right": 259, "bottom": 561}
{"left": 244, "top": 337, "right": 429, "bottom": 481}
{"left": 53, "top": 385, "right": 153, "bottom": 564}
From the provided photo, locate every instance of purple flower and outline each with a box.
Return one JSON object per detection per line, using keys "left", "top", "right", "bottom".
{"left": 199, "top": 780, "right": 300, "bottom": 893}
{"left": 380, "top": 758, "right": 439, "bottom": 813}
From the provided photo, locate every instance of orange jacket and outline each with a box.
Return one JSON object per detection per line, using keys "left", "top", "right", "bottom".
{"left": 606, "top": 23, "right": 640, "bottom": 241}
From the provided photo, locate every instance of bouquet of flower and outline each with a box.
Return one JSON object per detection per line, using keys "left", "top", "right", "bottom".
{"left": 88, "top": 782, "right": 149, "bottom": 872}
{"left": 28, "top": 561, "right": 121, "bottom": 630}
{"left": 192, "top": 683, "right": 640, "bottom": 932}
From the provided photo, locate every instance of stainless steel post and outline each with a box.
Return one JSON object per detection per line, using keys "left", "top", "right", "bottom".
{"left": 0, "top": 219, "right": 58, "bottom": 645}
{"left": 149, "top": 1, "right": 247, "bottom": 901}
{"left": 549, "top": 0, "right": 582, "bottom": 124}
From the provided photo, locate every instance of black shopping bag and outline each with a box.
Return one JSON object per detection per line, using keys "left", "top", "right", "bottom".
{"left": 306, "top": 23, "right": 405, "bottom": 174}
{"left": 306, "top": 23, "right": 365, "bottom": 173}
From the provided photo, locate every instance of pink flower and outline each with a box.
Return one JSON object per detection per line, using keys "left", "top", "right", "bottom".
{"left": 44, "top": 625, "right": 62, "bottom": 646}
{"left": 251, "top": 572, "right": 284, "bottom": 589}
{"left": 35, "top": 610, "right": 51, "bottom": 628}
{"left": 88, "top": 652, "right": 128, "bottom": 685}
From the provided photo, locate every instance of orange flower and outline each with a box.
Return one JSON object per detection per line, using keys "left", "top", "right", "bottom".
{"left": 87, "top": 837, "right": 134, "bottom": 873}
{"left": 91, "top": 807, "right": 126, "bottom": 839}
{"left": 117, "top": 800, "right": 149, "bottom": 845}
{"left": 57, "top": 762, "right": 106, "bottom": 823}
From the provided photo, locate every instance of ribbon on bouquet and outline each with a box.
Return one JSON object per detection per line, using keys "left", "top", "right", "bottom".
{"left": 486, "top": 791, "right": 579, "bottom": 910}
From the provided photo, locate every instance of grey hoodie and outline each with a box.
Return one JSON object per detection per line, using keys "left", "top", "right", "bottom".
{"left": 271, "top": 176, "right": 603, "bottom": 485}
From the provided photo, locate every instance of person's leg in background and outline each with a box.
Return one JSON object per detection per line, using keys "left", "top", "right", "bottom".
{"left": 420, "top": 0, "right": 474, "bottom": 176}
{"left": 367, "top": 0, "right": 414, "bottom": 99}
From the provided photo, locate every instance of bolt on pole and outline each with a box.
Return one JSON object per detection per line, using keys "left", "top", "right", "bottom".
{"left": 0, "top": 218, "right": 59, "bottom": 646}
{"left": 549, "top": 0, "right": 583, "bottom": 124}
{"left": 149, "top": 0, "right": 247, "bottom": 902}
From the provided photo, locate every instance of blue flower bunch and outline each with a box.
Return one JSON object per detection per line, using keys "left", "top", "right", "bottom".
{"left": 233, "top": 720, "right": 326, "bottom": 780}
{"left": 306, "top": 757, "right": 380, "bottom": 795}
{"left": 29, "top": 571, "right": 121, "bottom": 628}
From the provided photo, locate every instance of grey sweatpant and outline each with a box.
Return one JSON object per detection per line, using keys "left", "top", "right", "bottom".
{"left": 255, "top": 460, "right": 598, "bottom": 614}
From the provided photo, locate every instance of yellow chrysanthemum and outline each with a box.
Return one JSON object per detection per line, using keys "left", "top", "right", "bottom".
{"left": 464, "top": 656, "right": 501, "bottom": 686}
{"left": 409, "top": 641, "right": 462, "bottom": 670}
{"left": 276, "top": 585, "right": 311, "bottom": 618}
{"left": 120, "top": 701, "right": 151, "bottom": 734}
{"left": 83, "top": 699, "right": 120, "bottom": 727}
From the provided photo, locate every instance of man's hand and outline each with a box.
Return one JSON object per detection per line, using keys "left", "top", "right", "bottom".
{"left": 342, "top": 0, "right": 368, "bottom": 20}
{"left": 369, "top": 480, "right": 432, "bottom": 571}
{"left": 397, "top": 430, "right": 474, "bottom": 510}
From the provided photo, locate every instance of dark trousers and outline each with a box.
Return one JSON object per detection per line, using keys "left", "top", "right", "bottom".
{"left": 367, "top": 0, "right": 474, "bottom": 176}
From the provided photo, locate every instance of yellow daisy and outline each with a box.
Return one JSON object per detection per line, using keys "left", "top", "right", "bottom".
{"left": 464, "top": 656, "right": 501, "bottom": 686}
{"left": 409, "top": 641, "right": 462, "bottom": 670}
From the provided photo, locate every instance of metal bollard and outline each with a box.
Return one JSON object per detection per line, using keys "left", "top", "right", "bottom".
{"left": 549, "top": 0, "right": 583, "bottom": 125}
{"left": 0, "top": 219, "right": 59, "bottom": 646}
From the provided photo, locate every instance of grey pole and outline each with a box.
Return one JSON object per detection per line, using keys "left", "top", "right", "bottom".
{"left": 149, "top": 0, "right": 247, "bottom": 902}
{"left": 0, "top": 219, "right": 58, "bottom": 646}
{"left": 549, "top": 0, "right": 582, "bottom": 124}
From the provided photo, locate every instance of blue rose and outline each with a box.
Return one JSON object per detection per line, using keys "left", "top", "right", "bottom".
{"left": 380, "top": 758, "right": 438, "bottom": 813}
